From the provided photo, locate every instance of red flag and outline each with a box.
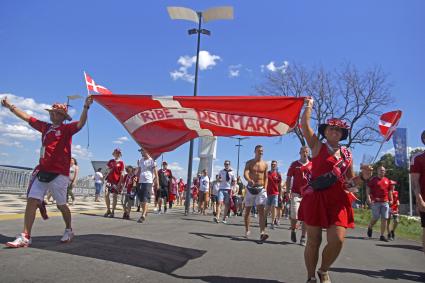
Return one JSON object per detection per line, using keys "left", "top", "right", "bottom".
{"left": 84, "top": 72, "right": 112, "bottom": 95}
{"left": 93, "top": 95, "right": 305, "bottom": 158}
{"left": 379, "top": 110, "right": 402, "bottom": 141}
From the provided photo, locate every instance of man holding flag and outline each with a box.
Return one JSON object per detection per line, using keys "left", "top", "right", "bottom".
{"left": 2, "top": 95, "right": 93, "bottom": 248}
{"left": 410, "top": 130, "right": 425, "bottom": 253}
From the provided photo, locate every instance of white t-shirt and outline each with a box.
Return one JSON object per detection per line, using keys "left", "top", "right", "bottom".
{"left": 138, "top": 158, "right": 156, "bottom": 184}
{"left": 200, "top": 175, "right": 210, "bottom": 192}
{"left": 94, "top": 172, "right": 104, "bottom": 184}
{"left": 218, "top": 169, "right": 236, "bottom": 190}
{"left": 212, "top": 181, "right": 220, "bottom": 195}
{"left": 69, "top": 165, "right": 77, "bottom": 182}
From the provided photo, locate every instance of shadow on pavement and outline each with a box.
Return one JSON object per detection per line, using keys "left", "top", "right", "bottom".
{"left": 190, "top": 232, "right": 290, "bottom": 245}
{"left": 375, "top": 243, "right": 423, "bottom": 252}
{"left": 344, "top": 235, "right": 367, "bottom": 240}
{"left": 172, "top": 274, "right": 284, "bottom": 283}
{"left": 1, "top": 233, "right": 205, "bottom": 274}
{"left": 182, "top": 217, "right": 259, "bottom": 228}
{"left": 1, "top": 233, "right": 286, "bottom": 282}
{"left": 331, "top": 267, "right": 425, "bottom": 282}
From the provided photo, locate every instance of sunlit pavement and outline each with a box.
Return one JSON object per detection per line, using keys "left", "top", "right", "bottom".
{"left": 0, "top": 199, "right": 424, "bottom": 283}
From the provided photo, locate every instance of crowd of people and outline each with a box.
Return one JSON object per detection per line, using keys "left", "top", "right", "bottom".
{"left": 2, "top": 95, "right": 424, "bottom": 283}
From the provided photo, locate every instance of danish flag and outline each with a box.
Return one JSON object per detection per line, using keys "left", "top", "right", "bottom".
{"left": 378, "top": 110, "right": 402, "bottom": 141}
{"left": 84, "top": 72, "right": 112, "bottom": 95}
{"left": 93, "top": 94, "right": 305, "bottom": 158}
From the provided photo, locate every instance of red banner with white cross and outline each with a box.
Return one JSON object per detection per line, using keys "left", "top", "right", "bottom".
{"left": 93, "top": 95, "right": 305, "bottom": 159}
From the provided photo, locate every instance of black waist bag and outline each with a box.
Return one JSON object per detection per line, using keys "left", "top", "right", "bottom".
{"left": 37, "top": 171, "right": 59, "bottom": 183}
{"left": 247, "top": 186, "right": 263, "bottom": 195}
{"left": 310, "top": 173, "right": 337, "bottom": 191}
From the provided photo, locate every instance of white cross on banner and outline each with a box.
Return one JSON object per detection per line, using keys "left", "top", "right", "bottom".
{"left": 93, "top": 94, "right": 305, "bottom": 159}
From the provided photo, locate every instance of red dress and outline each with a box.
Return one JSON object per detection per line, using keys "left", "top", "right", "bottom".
{"left": 298, "top": 143, "right": 354, "bottom": 229}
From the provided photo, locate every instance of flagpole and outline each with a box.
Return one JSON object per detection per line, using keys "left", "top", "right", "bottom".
{"left": 407, "top": 132, "right": 413, "bottom": 216}
{"left": 83, "top": 71, "right": 91, "bottom": 148}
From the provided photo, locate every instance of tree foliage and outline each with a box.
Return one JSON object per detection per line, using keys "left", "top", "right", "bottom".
{"left": 256, "top": 63, "right": 394, "bottom": 147}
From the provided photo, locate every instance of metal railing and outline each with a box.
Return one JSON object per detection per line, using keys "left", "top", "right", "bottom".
{"left": 0, "top": 166, "right": 96, "bottom": 196}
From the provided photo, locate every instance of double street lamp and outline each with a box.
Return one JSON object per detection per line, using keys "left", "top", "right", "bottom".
{"left": 229, "top": 137, "right": 249, "bottom": 178}
{"left": 167, "top": 6, "right": 233, "bottom": 215}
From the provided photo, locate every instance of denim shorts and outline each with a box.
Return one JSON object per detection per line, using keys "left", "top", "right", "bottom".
{"left": 218, "top": 189, "right": 230, "bottom": 205}
{"left": 95, "top": 183, "right": 103, "bottom": 195}
{"left": 136, "top": 183, "right": 152, "bottom": 203}
{"left": 371, "top": 202, "right": 390, "bottom": 220}
{"left": 266, "top": 195, "right": 278, "bottom": 207}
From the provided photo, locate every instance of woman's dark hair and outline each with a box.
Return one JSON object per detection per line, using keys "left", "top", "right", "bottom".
{"left": 71, "top": 157, "right": 78, "bottom": 166}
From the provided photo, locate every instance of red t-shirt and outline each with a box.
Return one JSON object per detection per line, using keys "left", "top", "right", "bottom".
{"left": 287, "top": 160, "right": 312, "bottom": 195}
{"left": 390, "top": 190, "right": 399, "bottom": 213}
{"left": 29, "top": 117, "right": 80, "bottom": 176}
{"left": 178, "top": 181, "right": 185, "bottom": 193}
{"left": 106, "top": 159, "right": 124, "bottom": 184}
{"left": 267, "top": 170, "right": 282, "bottom": 196}
{"left": 191, "top": 185, "right": 199, "bottom": 198}
{"left": 410, "top": 151, "right": 425, "bottom": 200}
{"left": 123, "top": 174, "right": 137, "bottom": 194}
{"left": 367, "top": 176, "right": 393, "bottom": 202}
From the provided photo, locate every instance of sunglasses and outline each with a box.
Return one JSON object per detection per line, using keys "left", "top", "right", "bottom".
{"left": 224, "top": 163, "right": 230, "bottom": 165}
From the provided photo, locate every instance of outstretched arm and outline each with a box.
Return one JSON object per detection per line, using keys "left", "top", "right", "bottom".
{"left": 301, "top": 97, "right": 320, "bottom": 157}
{"left": 1, "top": 97, "right": 31, "bottom": 122}
{"left": 77, "top": 96, "right": 93, "bottom": 130}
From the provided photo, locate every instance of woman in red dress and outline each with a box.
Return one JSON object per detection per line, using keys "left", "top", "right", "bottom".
{"left": 300, "top": 98, "right": 371, "bottom": 283}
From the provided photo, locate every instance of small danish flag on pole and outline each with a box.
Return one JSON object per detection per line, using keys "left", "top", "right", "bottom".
{"left": 84, "top": 72, "right": 113, "bottom": 95}
{"left": 379, "top": 110, "right": 402, "bottom": 141}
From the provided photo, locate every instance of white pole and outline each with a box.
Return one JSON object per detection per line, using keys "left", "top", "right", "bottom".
{"left": 407, "top": 146, "right": 413, "bottom": 216}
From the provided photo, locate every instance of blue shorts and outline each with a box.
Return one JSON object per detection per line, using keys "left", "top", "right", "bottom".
{"left": 95, "top": 183, "right": 103, "bottom": 195}
{"left": 218, "top": 189, "right": 230, "bottom": 205}
{"left": 371, "top": 202, "right": 389, "bottom": 220}
{"left": 136, "top": 183, "right": 152, "bottom": 203}
{"left": 266, "top": 195, "right": 278, "bottom": 207}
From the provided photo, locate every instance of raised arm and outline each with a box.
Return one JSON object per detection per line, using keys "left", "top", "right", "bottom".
{"left": 301, "top": 97, "right": 320, "bottom": 157}
{"left": 76, "top": 96, "right": 93, "bottom": 130}
{"left": 411, "top": 173, "right": 425, "bottom": 211}
{"left": 1, "top": 97, "right": 31, "bottom": 122}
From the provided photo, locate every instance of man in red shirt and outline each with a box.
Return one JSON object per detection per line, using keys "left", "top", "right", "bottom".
{"left": 386, "top": 181, "right": 400, "bottom": 241}
{"left": 104, "top": 148, "right": 125, "bottom": 218}
{"left": 265, "top": 160, "right": 282, "bottom": 230}
{"left": 286, "top": 146, "right": 312, "bottom": 246}
{"left": 157, "top": 161, "right": 173, "bottom": 213}
{"left": 2, "top": 96, "right": 93, "bottom": 248}
{"left": 410, "top": 130, "right": 425, "bottom": 253}
{"left": 367, "top": 166, "right": 394, "bottom": 242}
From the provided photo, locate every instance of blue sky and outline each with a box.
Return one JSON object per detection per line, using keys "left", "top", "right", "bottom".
{"left": 1, "top": 0, "right": 424, "bottom": 179}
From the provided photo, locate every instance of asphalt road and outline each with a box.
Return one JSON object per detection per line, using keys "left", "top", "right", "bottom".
{"left": 0, "top": 207, "right": 424, "bottom": 283}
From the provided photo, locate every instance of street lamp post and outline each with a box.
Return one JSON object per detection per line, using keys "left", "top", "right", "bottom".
{"left": 167, "top": 6, "right": 233, "bottom": 215}
{"left": 230, "top": 137, "right": 249, "bottom": 178}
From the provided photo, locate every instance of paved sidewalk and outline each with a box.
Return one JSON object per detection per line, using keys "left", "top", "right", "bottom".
{"left": 0, "top": 199, "right": 424, "bottom": 283}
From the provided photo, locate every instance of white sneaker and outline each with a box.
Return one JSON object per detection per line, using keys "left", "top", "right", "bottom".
{"left": 6, "top": 233, "right": 32, "bottom": 248}
{"left": 60, "top": 229, "right": 74, "bottom": 243}
{"left": 222, "top": 217, "right": 228, "bottom": 224}
{"left": 245, "top": 230, "right": 251, "bottom": 238}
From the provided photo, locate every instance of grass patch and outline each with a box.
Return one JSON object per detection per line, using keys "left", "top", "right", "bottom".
{"left": 353, "top": 208, "right": 422, "bottom": 242}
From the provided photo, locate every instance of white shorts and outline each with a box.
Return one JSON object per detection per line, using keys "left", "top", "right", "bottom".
{"left": 290, "top": 194, "right": 302, "bottom": 220}
{"left": 28, "top": 175, "right": 70, "bottom": 205}
{"left": 245, "top": 188, "right": 267, "bottom": 207}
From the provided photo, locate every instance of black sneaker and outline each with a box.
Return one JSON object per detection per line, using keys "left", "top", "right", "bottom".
{"left": 291, "top": 230, "right": 297, "bottom": 243}
{"left": 391, "top": 230, "right": 395, "bottom": 240}
{"left": 367, "top": 227, "right": 372, "bottom": 238}
{"left": 387, "top": 233, "right": 392, "bottom": 241}
{"left": 379, "top": 235, "right": 389, "bottom": 242}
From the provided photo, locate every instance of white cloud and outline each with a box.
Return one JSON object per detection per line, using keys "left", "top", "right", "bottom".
{"left": 0, "top": 123, "right": 40, "bottom": 141}
{"left": 0, "top": 152, "right": 9, "bottom": 157}
{"left": 113, "top": 136, "right": 129, "bottom": 144}
{"left": 71, "top": 144, "right": 93, "bottom": 160}
{"left": 228, "top": 64, "right": 242, "bottom": 78}
{"left": 170, "top": 50, "right": 221, "bottom": 83}
{"left": 261, "top": 60, "right": 289, "bottom": 73}
{"left": 0, "top": 138, "right": 23, "bottom": 148}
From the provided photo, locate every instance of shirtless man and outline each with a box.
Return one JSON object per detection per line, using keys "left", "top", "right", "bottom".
{"left": 243, "top": 145, "right": 269, "bottom": 241}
